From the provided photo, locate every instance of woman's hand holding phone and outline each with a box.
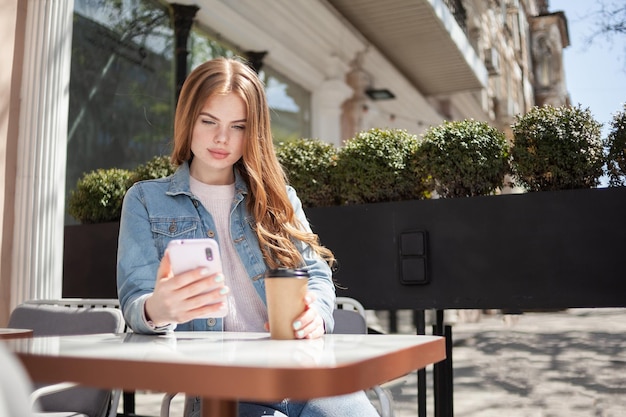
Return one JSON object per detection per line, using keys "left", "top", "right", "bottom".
{"left": 145, "top": 239, "right": 229, "bottom": 326}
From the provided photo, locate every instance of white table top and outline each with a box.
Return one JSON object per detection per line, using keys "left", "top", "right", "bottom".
{"left": 5, "top": 331, "right": 445, "bottom": 404}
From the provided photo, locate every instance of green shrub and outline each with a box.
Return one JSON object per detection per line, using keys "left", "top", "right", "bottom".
{"left": 606, "top": 104, "right": 626, "bottom": 186}
{"left": 276, "top": 138, "right": 338, "bottom": 207}
{"left": 413, "top": 120, "right": 510, "bottom": 198}
{"left": 333, "top": 128, "right": 424, "bottom": 205}
{"left": 67, "top": 168, "right": 133, "bottom": 224}
{"left": 511, "top": 104, "right": 604, "bottom": 191}
{"left": 68, "top": 155, "right": 177, "bottom": 224}
{"left": 129, "top": 155, "right": 176, "bottom": 185}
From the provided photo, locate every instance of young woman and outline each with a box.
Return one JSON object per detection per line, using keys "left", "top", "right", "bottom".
{"left": 116, "top": 57, "right": 379, "bottom": 417}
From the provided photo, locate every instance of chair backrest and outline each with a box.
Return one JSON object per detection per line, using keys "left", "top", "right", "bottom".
{"left": 333, "top": 296, "right": 367, "bottom": 334}
{"left": 331, "top": 297, "right": 396, "bottom": 417}
{"left": 9, "top": 303, "right": 124, "bottom": 337}
{"left": 0, "top": 343, "right": 35, "bottom": 417}
{"left": 8, "top": 299, "right": 125, "bottom": 417}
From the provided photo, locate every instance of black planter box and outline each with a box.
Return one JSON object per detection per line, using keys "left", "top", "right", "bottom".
{"left": 63, "top": 222, "right": 119, "bottom": 299}
{"left": 306, "top": 187, "right": 626, "bottom": 311}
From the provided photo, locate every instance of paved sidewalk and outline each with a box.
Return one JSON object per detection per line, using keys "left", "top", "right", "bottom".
{"left": 386, "top": 308, "right": 626, "bottom": 417}
{"left": 125, "top": 308, "right": 626, "bottom": 417}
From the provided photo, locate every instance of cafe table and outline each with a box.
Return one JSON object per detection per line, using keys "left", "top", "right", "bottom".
{"left": 4, "top": 331, "right": 445, "bottom": 417}
{"left": 0, "top": 327, "right": 33, "bottom": 339}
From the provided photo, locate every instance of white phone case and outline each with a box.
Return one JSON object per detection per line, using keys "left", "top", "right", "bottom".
{"left": 166, "top": 238, "right": 227, "bottom": 318}
{"left": 167, "top": 238, "right": 223, "bottom": 276}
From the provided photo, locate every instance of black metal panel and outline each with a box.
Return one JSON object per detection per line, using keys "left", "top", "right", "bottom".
{"left": 306, "top": 187, "right": 626, "bottom": 310}
{"left": 63, "top": 222, "right": 119, "bottom": 299}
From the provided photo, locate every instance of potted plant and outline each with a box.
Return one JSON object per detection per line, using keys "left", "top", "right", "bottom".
{"left": 276, "top": 138, "right": 338, "bottom": 207}
{"left": 412, "top": 119, "right": 511, "bottom": 198}
{"left": 129, "top": 154, "right": 177, "bottom": 185}
{"left": 302, "top": 118, "right": 625, "bottom": 312}
{"left": 606, "top": 104, "right": 626, "bottom": 187}
{"left": 331, "top": 128, "right": 427, "bottom": 204}
{"left": 510, "top": 104, "right": 604, "bottom": 191}
{"left": 67, "top": 168, "right": 133, "bottom": 224}
{"left": 63, "top": 155, "right": 175, "bottom": 298}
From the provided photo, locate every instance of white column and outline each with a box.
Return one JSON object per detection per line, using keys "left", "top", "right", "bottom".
{"left": 11, "top": 0, "right": 74, "bottom": 309}
{"left": 311, "top": 78, "right": 353, "bottom": 147}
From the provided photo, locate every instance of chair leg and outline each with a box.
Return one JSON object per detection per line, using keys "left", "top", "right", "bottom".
{"left": 123, "top": 391, "right": 136, "bottom": 415}
{"left": 160, "top": 392, "right": 179, "bottom": 417}
{"left": 107, "top": 389, "right": 122, "bottom": 417}
{"left": 372, "top": 385, "right": 395, "bottom": 417}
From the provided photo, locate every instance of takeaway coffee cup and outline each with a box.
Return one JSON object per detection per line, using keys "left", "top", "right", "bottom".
{"left": 265, "top": 268, "right": 309, "bottom": 340}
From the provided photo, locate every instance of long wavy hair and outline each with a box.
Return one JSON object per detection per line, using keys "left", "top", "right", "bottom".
{"left": 171, "top": 57, "right": 335, "bottom": 270}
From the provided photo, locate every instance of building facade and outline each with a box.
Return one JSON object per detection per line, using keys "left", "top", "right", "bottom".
{"left": 0, "top": 0, "right": 570, "bottom": 324}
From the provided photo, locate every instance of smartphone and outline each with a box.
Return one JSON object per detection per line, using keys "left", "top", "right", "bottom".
{"left": 166, "top": 238, "right": 227, "bottom": 318}
{"left": 167, "top": 238, "right": 223, "bottom": 275}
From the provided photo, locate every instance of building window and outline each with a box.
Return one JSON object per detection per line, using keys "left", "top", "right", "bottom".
{"left": 188, "top": 25, "right": 237, "bottom": 68}
{"left": 535, "top": 36, "right": 553, "bottom": 88}
{"left": 189, "top": 26, "right": 311, "bottom": 143}
{"left": 259, "top": 66, "right": 311, "bottom": 142}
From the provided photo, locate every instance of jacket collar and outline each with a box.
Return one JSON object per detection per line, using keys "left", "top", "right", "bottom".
{"left": 167, "top": 161, "right": 248, "bottom": 199}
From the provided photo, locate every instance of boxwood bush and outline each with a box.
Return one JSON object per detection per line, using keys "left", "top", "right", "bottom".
{"left": 129, "top": 155, "right": 176, "bottom": 185}
{"left": 606, "top": 104, "right": 626, "bottom": 186}
{"left": 67, "top": 168, "right": 133, "bottom": 224}
{"left": 276, "top": 138, "right": 338, "bottom": 207}
{"left": 412, "top": 119, "right": 511, "bottom": 198}
{"left": 333, "top": 128, "right": 425, "bottom": 205}
{"left": 69, "top": 155, "right": 175, "bottom": 224}
{"left": 511, "top": 104, "right": 604, "bottom": 191}
{"left": 71, "top": 106, "right": 609, "bottom": 224}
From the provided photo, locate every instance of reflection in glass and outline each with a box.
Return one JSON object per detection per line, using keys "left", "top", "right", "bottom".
{"left": 65, "top": 1, "right": 312, "bottom": 225}
{"left": 188, "top": 25, "right": 311, "bottom": 144}
{"left": 259, "top": 66, "right": 311, "bottom": 143}
{"left": 66, "top": 0, "right": 174, "bottom": 224}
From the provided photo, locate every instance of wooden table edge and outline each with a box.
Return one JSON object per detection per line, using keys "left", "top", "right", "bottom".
{"left": 0, "top": 328, "right": 33, "bottom": 340}
{"left": 14, "top": 336, "right": 445, "bottom": 401}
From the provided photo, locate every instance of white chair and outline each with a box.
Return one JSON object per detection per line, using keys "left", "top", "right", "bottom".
{"left": 8, "top": 299, "right": 125, "bottom": 417}
{"left": 333, "top": 297, "right": 396, "bottom": 417}
{"left": 0, "top": 343, "right": 37, "bottom": 417}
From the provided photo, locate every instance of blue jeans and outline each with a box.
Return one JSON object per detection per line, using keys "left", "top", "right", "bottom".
{"left": 184, "top": 391, "right": 380, "bottom": 417}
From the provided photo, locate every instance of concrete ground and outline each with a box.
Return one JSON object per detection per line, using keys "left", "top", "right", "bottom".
{"left": 123, "top": 308, "right": 626, "bottom": 417}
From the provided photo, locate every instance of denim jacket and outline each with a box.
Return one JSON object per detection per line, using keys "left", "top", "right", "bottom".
{"left": 117, "top": 162, "right": 336, "bottom": 334}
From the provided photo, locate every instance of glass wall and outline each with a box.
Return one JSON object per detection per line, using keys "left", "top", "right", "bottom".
{"left": 67, "top": 0, "right": 174, "bottom": 224}
{"left": 66, "top": 0, "right": 311, "bottom": 223}
{"left": 259, "top": 65, "right": 311, "bottom": 142}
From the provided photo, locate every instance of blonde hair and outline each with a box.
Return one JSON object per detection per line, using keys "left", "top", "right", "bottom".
{"left": 172, "top": 57, "right": 335, "bottom": 270}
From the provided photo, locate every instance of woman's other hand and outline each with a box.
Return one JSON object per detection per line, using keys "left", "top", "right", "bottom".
{"left": 291, "top": 292, "right": 325, "bottom": 339}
